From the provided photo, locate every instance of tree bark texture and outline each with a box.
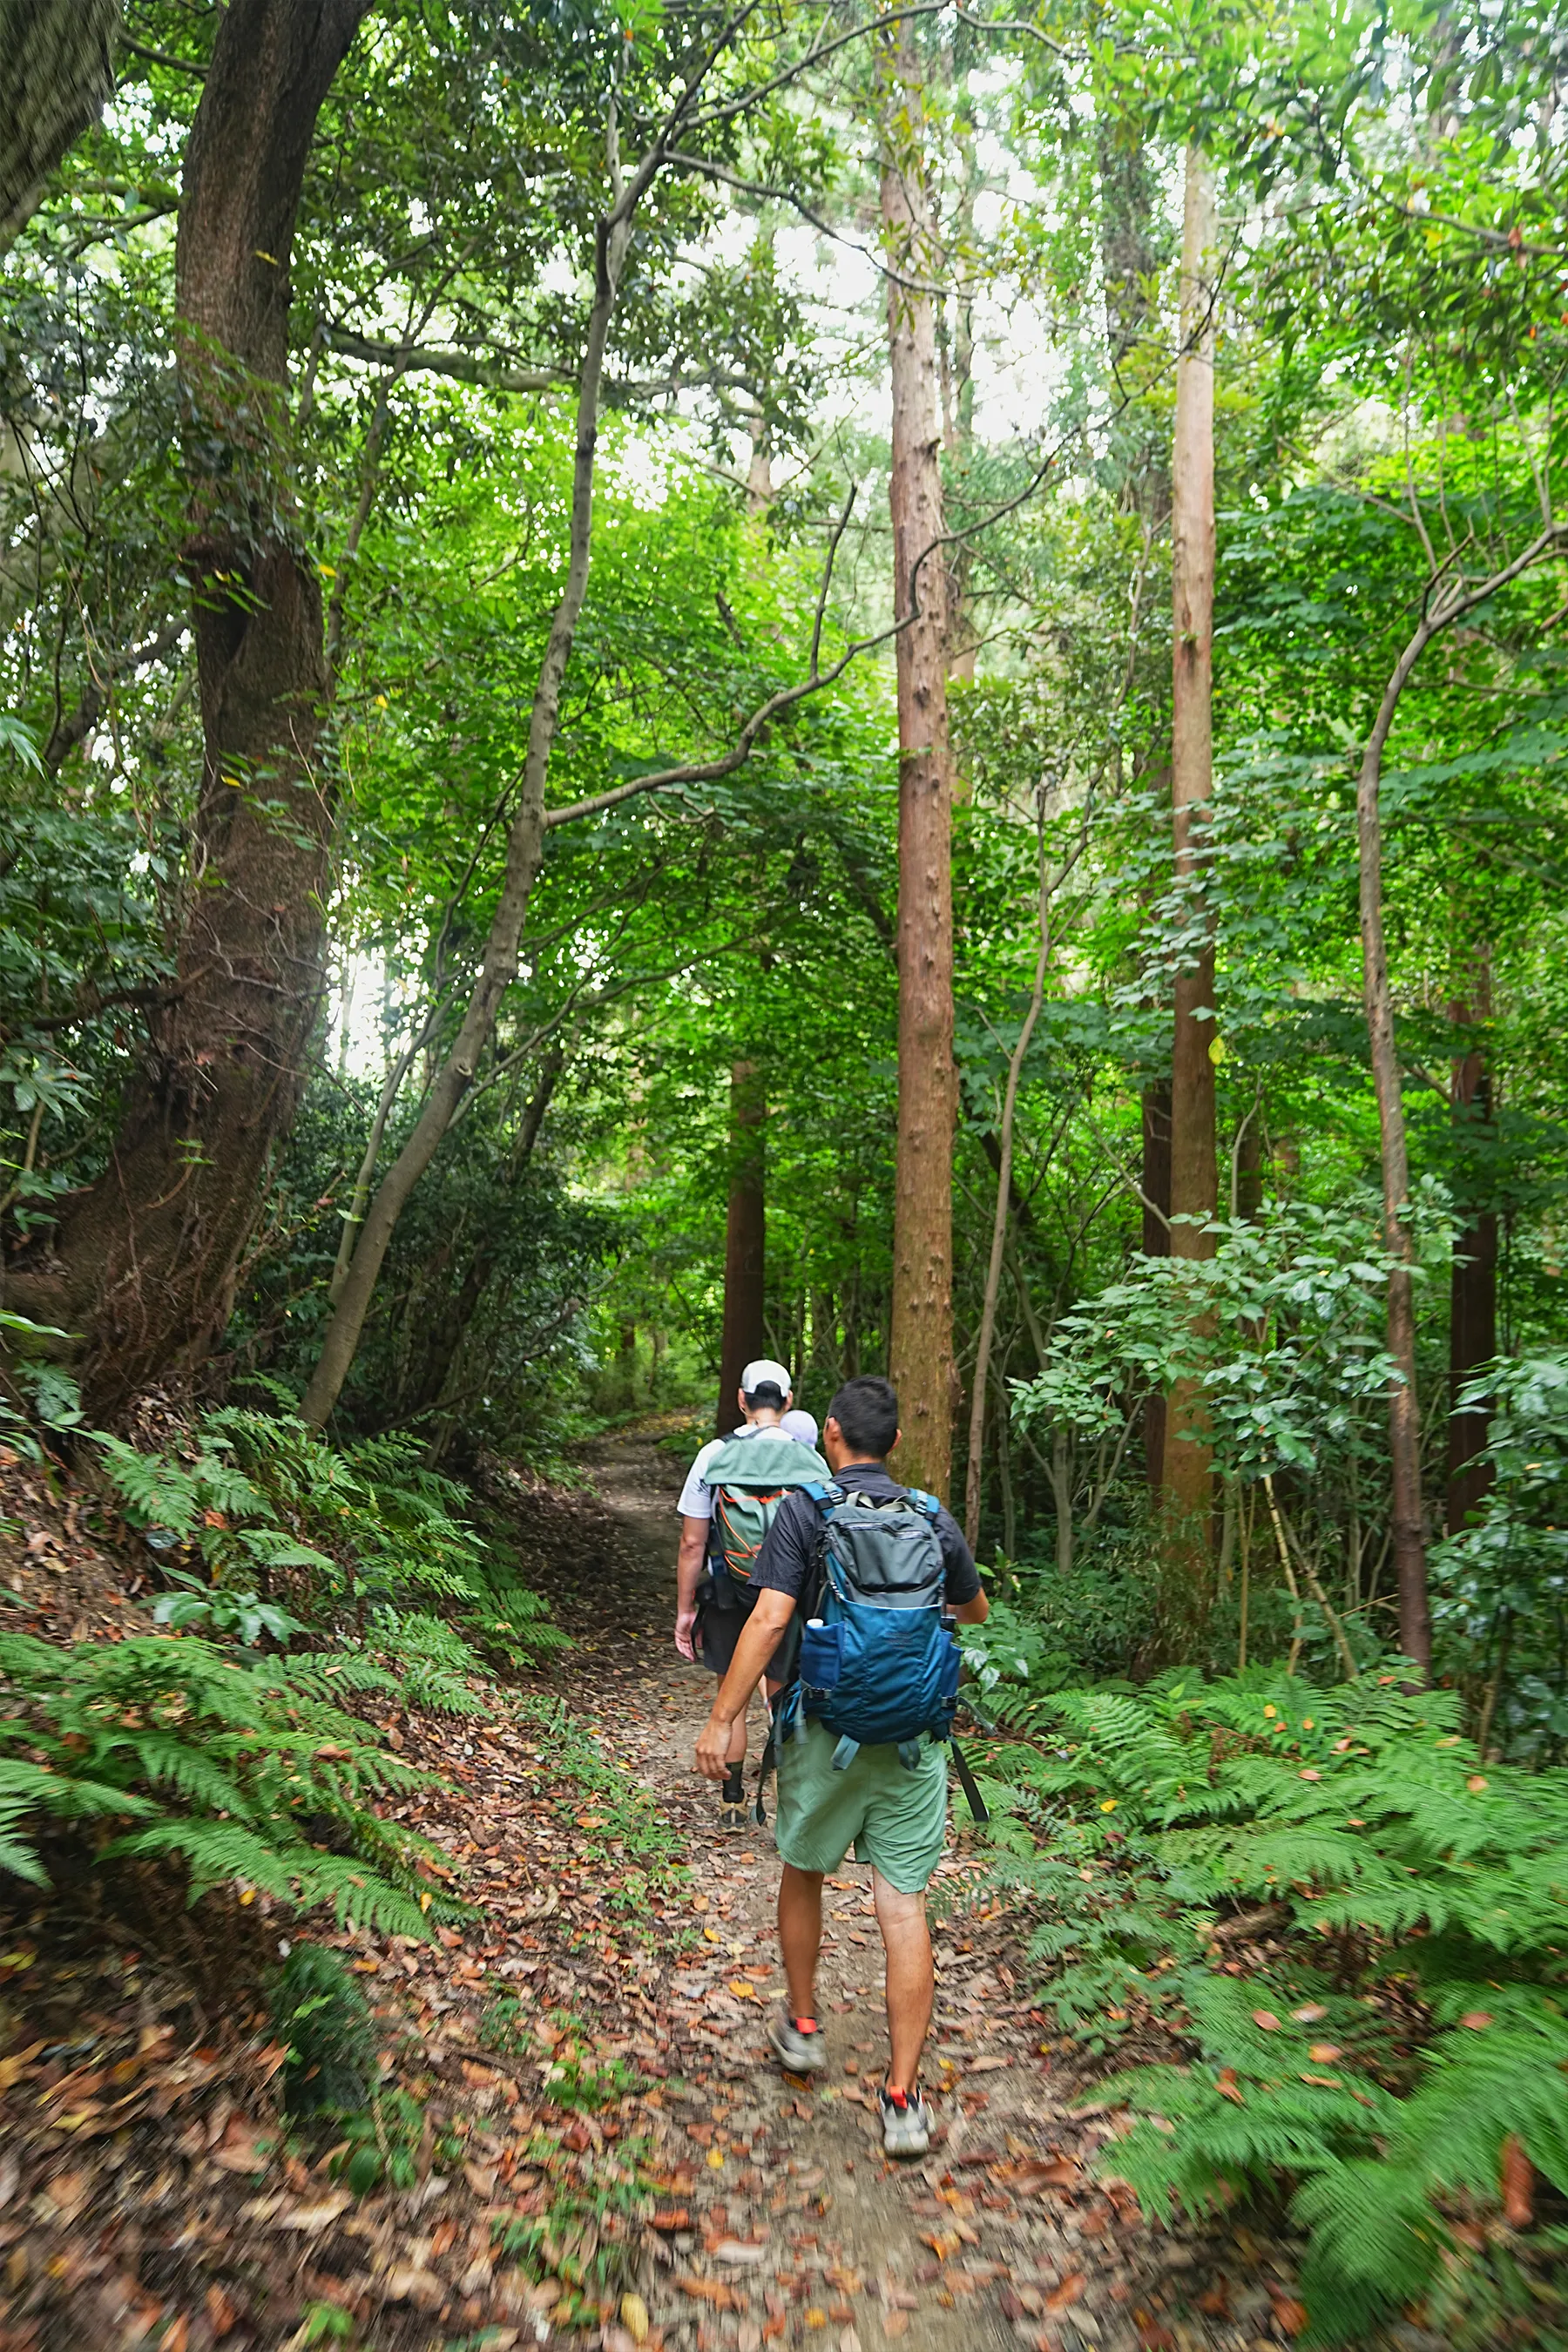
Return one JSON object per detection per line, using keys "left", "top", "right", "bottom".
{"left": 16, "top": 0, "right": 373, "bottom": 1412}
{"left": 1358, "top": 664, "right": 1430, "bottom": 1673}
{"left": 880, "top": 23, "right": 956, "bottom": 1501}
{"left": 1141, "top": 1080, "right": 1172, "bottom": 1487}
{"left": 716, "top": 1059, "right": 766, "bottom": 1433}
{"left": 0, "top": 0, "right": 118, "bottom": 250}
{"left": 1164, "top": 143, "right": 1218, "bottom": 1546}
{"left": 1447, "top": 978, "right": 1497, "bottom": 1534}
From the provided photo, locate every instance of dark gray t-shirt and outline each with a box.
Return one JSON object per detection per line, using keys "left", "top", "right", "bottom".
{"left": 752, "top": 1462, "right": 982, "bottom": 1612}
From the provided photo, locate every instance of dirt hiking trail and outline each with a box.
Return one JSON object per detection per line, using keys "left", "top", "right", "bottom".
{"left": 555, "top": 1430, "right": 1301, "bottom": 2352}
{"left": 0, "top": 1424, "right": 1308, "bottom": 2352}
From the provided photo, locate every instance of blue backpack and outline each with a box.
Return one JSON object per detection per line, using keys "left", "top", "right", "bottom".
{"left": 781, "top": 1480, "right": 962, "bottom": 1770}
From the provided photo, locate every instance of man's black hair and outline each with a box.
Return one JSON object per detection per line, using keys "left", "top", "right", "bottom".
{"left": 826, "top": 1375, "right": 899, "bottom": 1460}
{"left": 744, "top": 1381, "right": 786, "bottom": 1409}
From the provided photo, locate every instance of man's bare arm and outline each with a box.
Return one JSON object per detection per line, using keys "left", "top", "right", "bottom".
{"left": 953, "top": 1591, "right": 989, "bottom": 1625}
{"left": 674, "top": 1515, "right": 708, "bottom": 1659}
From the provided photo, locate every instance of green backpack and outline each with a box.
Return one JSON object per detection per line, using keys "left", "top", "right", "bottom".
{"left": 706, "top": 1431, "right": 831, "bottom": 1602}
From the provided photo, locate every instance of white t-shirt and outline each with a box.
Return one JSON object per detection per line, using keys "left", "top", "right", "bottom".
{"left": 677, "top": 1419, "right": 786, "bottom": 1520}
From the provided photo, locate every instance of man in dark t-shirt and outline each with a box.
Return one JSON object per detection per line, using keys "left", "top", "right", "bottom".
{"left": 694, "top": 1375, "right": 989, "bottom": 2158}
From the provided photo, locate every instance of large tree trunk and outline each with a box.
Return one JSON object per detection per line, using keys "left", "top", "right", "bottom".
{"left": 0, "top": 0, "right": 118, "bottom": 251}
{"left": 16, "top": 0, "right": 373, "bottom": 1413}
{"left": 1141, "top": 1079, "right": 1172, "bottom": 1486}
{"left": 1447, "top": 972, "right": 1497, "bottom": 1534}
{"left": 880, "top": 21, "right": 956, "bottom": 1501}
{"left": 715, "top": 1059, "right": 766, "bottom": 1432}
{"left": 1163, "top": 143, "right": 1219, "bottom": 1554}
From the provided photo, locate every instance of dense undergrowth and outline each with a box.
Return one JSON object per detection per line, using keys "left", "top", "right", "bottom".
{"left": 967, "top": 1658, "right": 1568, "bottom": 2347}
{"left": 0, "top": 1369, "right": 571, "bottom": 1942}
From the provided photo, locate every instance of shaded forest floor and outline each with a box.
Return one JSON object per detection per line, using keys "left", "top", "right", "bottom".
{"left": 0, "top": 1424, "right": 1319, "bottom": 2352}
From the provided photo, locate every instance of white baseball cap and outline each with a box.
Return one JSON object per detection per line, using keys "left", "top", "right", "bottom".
{"left": 740, "top": 1358, "right": 793, "bottom": 1399}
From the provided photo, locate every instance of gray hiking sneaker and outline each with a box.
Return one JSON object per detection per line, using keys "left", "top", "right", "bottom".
{"left": 879, "top": 2085, "right": 932, "bottom": 2158}
{"left": 768, "top": 2006, "right": 828, "bottom": 2075}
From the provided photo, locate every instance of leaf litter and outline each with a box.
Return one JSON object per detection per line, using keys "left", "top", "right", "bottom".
{"left": 0, "top": 1427, "right": 1315, "bottom": 2351}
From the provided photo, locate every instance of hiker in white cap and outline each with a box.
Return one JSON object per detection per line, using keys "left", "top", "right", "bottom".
{"left": 674, "top": 1360, "right": 829, "bottom": 1828}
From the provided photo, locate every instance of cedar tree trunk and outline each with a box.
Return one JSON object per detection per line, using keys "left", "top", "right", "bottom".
{"left": 19, "top": 0, "right": 372, "bottom": 1411}
{"left": 1164, "top": 143, "right": 1219, "bottom": 1551}
{"left": 1141, "top": 1079, "right": 1172, "bottom": 1486}
{"left": 880, "top": 20, "right": 956, "bottom": 1499}
{"left": 716, "top": 1058, "right": 766, "bottom": 1433}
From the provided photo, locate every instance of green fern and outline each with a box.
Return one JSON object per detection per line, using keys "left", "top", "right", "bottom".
{"left": 979, "top": 1666, "right": 1568, "bottom": 2343}
{"left": 0, "top": 1631, "right": 453, "bottom": 1935}
{"left": 94, "top": 1406, "right": 565, "bottom": 1674}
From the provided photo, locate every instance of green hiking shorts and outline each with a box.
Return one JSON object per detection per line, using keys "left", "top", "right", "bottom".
{"left": 773, "top": 1718, "right": 949, "bottom": 1894}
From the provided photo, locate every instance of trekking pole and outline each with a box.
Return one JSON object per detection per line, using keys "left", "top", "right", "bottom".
{"left": 949, "top": 1739, "right": 990, "bottom": 1825}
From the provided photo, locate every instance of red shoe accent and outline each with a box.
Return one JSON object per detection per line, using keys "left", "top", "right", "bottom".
{"left": 793, "top": 2016, "right": 819, "bottom": 2033}
{"left": 884, "top": 2085, "right": 909, "bottom": 2111}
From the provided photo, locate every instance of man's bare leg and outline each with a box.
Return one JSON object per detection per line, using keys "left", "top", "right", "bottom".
{"left": 778, "top": 1863, "right": 824, "bottom": 2019}
{"left": 872, "top": 1872, "right": 933, "bottom": 2095}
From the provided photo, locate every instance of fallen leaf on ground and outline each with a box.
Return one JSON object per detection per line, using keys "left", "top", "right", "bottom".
{"left": 1501, "top": 2135, "right": 1535, "bottom": 2228}
{"left": 0, "top": 2041, "right": 44, "bottom": 2092}
{"left": 279, "top": 2193, "right": 351, "bottom": 2232}
{"left": 1267, "top": 2285, "right": 1308, "bottom": 2336}
{"left": 385, "top": 2266, "right": 444, "bottom": 2308}
{"left": 713, "top": 2240, "right": 770, "bottom": 2266}
{"left": 1252, "top": 2011, "right": 1281, "bottom": 2031}
{"left": 622, "top": 2294, "right": 651, "bottom": 2342}
{"left": 1008, "top": 2157, "right": 1079, "bottom": 2194}
{"left": 881, "top": 2315, "right": 909, "bottom": 2340}
{"left": 1044, "top": 2273, "right": 1085, "bottom": 2312}
{"left": 211, "top": 2117, "right": 270, "bottom": 2173}
{"left": 677, "top": 2278, "right": 745, "bottom": 2310}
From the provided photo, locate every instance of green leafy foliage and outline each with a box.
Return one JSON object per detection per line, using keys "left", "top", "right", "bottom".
{"left": 976, "top": 1669, "right": 1568, "bottom": 2343}
{"left": 272, "top": 1941, "right": 379, "bottom": 2116}
{"left": 0, "top": 1630, "right": 451, "bottom": 1936}
{"left": 1431, "top": 1350, "right": 1568, "bottom": 1758}
{"left": 91, "top": 1405, "right": 565, "bottom": 1679}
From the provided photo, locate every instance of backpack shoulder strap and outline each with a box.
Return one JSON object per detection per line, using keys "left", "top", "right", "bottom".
{"left": 802, "top": 1480, "right": 844, "bottom": 1518}
{"left": 903, "top": 1488, "right": 941, "bottom": 1521}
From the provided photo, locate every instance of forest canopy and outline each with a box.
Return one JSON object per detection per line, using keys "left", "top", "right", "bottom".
{"left": 3, "top": 0, "right": 1566, "bottom": 1708}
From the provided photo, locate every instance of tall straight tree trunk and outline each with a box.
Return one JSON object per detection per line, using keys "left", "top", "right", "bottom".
{"left": 1447, "top": 969, "right": 1497, "bottom": 1533}
{"left": 880, "top": 20, "right": 956, "bottom": 1499}
{"left": 13, "top": 0, "right": 373, "bottom": 1411}
{"left": 716, "top": 1059, "right": 766, "bottom": 1432}
{"left": 1163, "top": 143, "right": 1219, "bottom": 1553}
{"left": 0, "top": 0, "right": 119, "bottom": 250}
{"left": 1141, "top": 1080, "right": 1172, "bottom": 1486}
